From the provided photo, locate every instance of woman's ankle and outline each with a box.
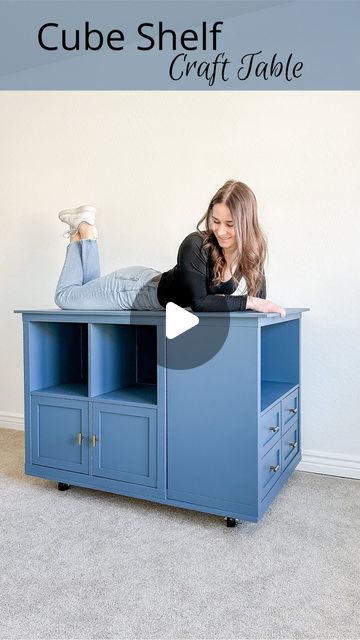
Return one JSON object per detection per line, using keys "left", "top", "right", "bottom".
{"left": 70, "top": 232, "right": 81, "bottom": 243}
{"left": 78, "top": 221, "right": 95, "bottom": 240}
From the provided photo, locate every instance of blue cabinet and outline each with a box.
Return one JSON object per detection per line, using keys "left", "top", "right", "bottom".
{"left": 15, "top": 307, "right": 308, "bottom": 525}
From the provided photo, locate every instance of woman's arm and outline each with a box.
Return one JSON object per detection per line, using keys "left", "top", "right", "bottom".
{"left": 178, "top": 233, "right": 286, "bottom": 316}
{"left": 215, "top": 273, "right": 285, "bottom": 317}
{"left": 244, "top": 273, "right": 286, "bottom": 316}
{"left": 246, "top": 295, "right": 286, "bottom": 317}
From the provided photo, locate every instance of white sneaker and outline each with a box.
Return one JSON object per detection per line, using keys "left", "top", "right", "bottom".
{"left": 58, "top": 205, "right": 98, "bottom": 239}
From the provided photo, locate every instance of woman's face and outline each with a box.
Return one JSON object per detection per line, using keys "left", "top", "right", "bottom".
{"left": 210, "top": 203, "right": 236, "bottom": 252}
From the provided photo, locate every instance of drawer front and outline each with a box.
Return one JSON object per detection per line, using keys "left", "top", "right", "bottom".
{"left": 282, "top": 388, "right": 299, "bottom": 431}
{"left": 282, "top": 421, "right": 299, "bottom": 471}
{"left": 260, "top": 442, "right": 282, "bottom": 501}
{"left": 260, "top": 403, "right": 281, "bottom": 455}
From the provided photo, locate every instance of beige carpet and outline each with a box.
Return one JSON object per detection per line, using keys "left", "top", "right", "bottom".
{"left": 0, "top": 428, "right": 359, "bottom": 640}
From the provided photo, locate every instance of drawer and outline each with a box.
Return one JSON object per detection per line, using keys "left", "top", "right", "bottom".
{"left": 282, "top": 420, "right": 299, "bottom": 471}
{"left": 260, "top": 403, "right": 281, "bottom": 455}
{"left": 260, "top": 441, "right": 282, "bottom": 501}
{"left": 282, "top": 388, "right": 299, "bottom": 431}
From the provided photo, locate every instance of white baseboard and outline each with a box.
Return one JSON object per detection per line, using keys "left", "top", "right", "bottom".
{"left": 298, "top": 450, "right": 360, "bottom": 480}
{"left": 1, "top": 412, "right": 359, "bottom": 480}
{"left": 0, "top": 412, "right": 24, "bottom": 431}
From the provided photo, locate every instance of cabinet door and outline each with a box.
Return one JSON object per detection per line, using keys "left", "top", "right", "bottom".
{"left": 92, "top": 403, "right": 157, "bottom": 487}
{"left": 30, "top": 395, "right": 89, "bottom": 473}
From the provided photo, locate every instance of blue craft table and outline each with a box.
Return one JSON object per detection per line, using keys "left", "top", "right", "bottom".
{"left": 15, "top": 307, "right": 308, "bottom": 526}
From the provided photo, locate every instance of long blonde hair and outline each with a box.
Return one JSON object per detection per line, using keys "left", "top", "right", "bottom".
{"left": 196, "top": 180, "right": 267, "bottom": 296}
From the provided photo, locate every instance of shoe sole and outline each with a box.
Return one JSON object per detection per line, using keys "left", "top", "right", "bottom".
{"left": 58, "top": 205, "right": 96, "bottom": 218}
{"left": 58, "top": 206, "right": 96, "bottom": 227}
{"left": 60, "top": 213, "right": 95, "bottom": 227}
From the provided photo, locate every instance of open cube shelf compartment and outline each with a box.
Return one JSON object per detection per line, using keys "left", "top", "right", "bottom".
{"left": 260, "top": 319, "right": 300, "bottom": 412}
{"left": 28, "top": 322, "right": 88, "bottom": 397}
{"left": 89, "top": 324, "right": 157, "bottom": 406}
{"left": 28, "top": 321, "right": 158, "bottom": 406}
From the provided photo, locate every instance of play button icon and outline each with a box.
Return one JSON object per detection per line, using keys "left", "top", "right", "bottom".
{"left": 166, "top": 302, "right": 199, "bottom": 339}
{"left": 129, "top": 267, "right": 230, "bottom": 370}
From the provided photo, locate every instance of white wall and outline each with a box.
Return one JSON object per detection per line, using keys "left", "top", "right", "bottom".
{"left": 1, "top": 91, "right": 359, "bottom": 478}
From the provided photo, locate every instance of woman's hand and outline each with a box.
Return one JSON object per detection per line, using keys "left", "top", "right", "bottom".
{"left": 246, "top": 296, "right": 286, "bottom": 317}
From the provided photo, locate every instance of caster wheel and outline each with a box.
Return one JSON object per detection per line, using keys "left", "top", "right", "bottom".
{"left": 58, "top": 482, "right": 70, "bottom": 491}
{"left": 226, "top": 517, "right": 237, "bottom": 527}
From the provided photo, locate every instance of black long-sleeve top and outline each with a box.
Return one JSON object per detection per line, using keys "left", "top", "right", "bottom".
{"left": 157, "top": 232, "right": 266, "bottom": 312}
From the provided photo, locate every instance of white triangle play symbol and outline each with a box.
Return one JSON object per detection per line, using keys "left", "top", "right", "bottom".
{"left": 166, "top": 302, "right": 199, "bottom": 339}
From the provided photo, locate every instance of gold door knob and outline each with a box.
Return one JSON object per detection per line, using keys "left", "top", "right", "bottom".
{"left": 92, "top": 434, "right": 97, "bottom": 448}
{"left": 77, "top": 433, "right": 83, "bottom": 446}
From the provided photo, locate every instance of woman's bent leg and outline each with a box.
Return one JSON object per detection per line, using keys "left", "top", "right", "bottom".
{"left": 55, "top": 239, "right": 104, "bottom": 309}
{"left": 54, "top": 241, "right": 83, "bottom": 305}
{"left": 114, "top": 266, "right": 164, "bottom": 311}
{"left": 80, "top": 239, "right": 101, "bottom": 284}
{"left": 55, "top": 246, "right": 164, "bottom": 310}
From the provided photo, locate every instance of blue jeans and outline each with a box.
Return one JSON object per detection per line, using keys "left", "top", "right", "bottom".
{"left": 54, "top": 240, "right": 164, "bottom": 311}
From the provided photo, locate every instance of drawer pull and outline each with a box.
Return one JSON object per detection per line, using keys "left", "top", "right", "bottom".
{"left": 270, "top": 464, "right": 280, "bottom": 473}
{"left": 289, "top": 441, "right": 298, "bottom": 449}
{"left": 77, "top": 432, "right": 83, "bottom": 446}
{"left": 289, "top": 408, "right": 298, "bottom": 414}
{"left": 269, "top": 426, "right": 280, "bottom": 433}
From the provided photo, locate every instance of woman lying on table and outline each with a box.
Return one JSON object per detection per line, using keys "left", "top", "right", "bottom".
{"left": 55, "top": 179, "right": 285, "bottom": 317}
